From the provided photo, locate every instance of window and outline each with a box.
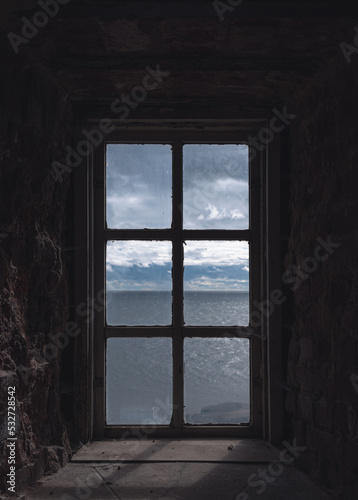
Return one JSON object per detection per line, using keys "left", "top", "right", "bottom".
{"left": 91, "top": 124, "right": 264, "bottom": 438}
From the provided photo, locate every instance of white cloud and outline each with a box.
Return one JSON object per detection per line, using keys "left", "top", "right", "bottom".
{"left": 107, "top": 187, "right": 171, "bottom": 229}
{"left": 197, "top": 203, "right": 245, "bottom": 222}
{"left": 106, "top": 144, "right": 172, "bottom": 229}
{"left": 107, "top": 241, "right": 172, "bottom": 267}
{"left": 184, "top": 241, "right": 249, "bottom": 266}
{"left": 184, "top": 177, "right": 249, "bottom": 229}
{"left": 107, "top": 241, "right": 248, "bottom": 268}
{"left": 213, "top": 178, "right": 248, "bottom": 192}
{"left": 185, "top": 276, "right": 249, "bottom": 291}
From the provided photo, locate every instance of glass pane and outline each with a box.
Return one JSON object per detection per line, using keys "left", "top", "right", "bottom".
{"left": 183, "top": 144, "right": 248, "bottom": 229}
{"left": 106, "top": 241, "right": 172, "bottom": 326}
{"left": 106, "top": 338, "right": 172, "bottom": 425}
{"left": 106, "top": 144, "right": 172, "bottom": 229}
{"left": 184, "top": 241, "right": 249, "bottom": 326}
{"left": 184, "top": 338, "right": 250, "bottom": 424}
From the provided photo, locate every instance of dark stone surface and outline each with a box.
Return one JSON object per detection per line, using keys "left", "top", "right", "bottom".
{"left": 0, "top": 50, "right": 73, "bottom": 492}
{"left": 284, "top": 51, "right": 358, "bottom": 497}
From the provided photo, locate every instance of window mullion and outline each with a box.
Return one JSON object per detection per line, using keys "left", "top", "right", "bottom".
{"left": 172, "top": 140, "right": 184, "bottom": 428}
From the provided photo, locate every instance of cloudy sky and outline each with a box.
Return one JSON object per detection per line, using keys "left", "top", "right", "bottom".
{"left": 107, "top": 144, "right": 172, "bottom": 229}
{"left": 106, "top": 144, "right": 249, "bottom": 291}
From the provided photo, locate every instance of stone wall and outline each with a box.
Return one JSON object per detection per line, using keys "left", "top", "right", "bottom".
{"left": 284, "top": 49, "right": 358, "bottom": 498}
{"left": 0, "top": 47, "right": 73, "bottom": 492}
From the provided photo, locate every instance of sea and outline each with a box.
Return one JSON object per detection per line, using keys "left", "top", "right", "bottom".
{"left": 106, "top": 291, "right": 250, "bottom": 426}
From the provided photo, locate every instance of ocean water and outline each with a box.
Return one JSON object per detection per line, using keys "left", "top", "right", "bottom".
{"left": 106, "top": 290, "right": 249, "bottom": 326}
{"left": 106, "top": 291, "right": 250, "bottom": 425}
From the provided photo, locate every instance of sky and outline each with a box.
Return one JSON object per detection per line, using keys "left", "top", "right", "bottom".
{"left": 106, "top": 144, "right": 249, "bottom": 291}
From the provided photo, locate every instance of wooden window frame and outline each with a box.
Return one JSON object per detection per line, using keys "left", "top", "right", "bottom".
{"left": 73, "top": 118, "right": 282, "bottom": 442}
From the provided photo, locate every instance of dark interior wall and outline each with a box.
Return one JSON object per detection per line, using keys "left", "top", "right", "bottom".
{"left": 0, "top": 46, "right": 73, "bottom": 490}
{"left": 284, "top": 53, "right": 358, "bottom": 497}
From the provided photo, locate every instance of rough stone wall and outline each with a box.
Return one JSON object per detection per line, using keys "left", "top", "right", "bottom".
{"left": 0, "top": 47, "right": 73, "bottom": 492}
{"left": 284, "top": 49, "right": 358, "bottom": 498}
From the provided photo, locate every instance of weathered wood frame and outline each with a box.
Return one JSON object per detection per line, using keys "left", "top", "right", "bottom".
{"left": 73, "top": 119, "right": 282, "bottom": 440}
